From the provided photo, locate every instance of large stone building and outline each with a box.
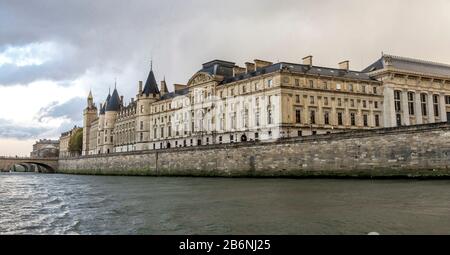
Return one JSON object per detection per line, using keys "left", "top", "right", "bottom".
{"left": 30, "top": 139, "right": 59, "bottom": 158}
{"left": 364, "top": 54, "right": 450, "bottom": 127}
{"left": 81, "top": 56, "right": 384, "bottom": 155}
{"left": 79, "top": 54, "right": 450, "bottom": 156}
{"left": 59, "top": 126, "right": 82, "bottom": 158}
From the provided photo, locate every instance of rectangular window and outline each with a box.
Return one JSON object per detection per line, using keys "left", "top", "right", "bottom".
{"left": 373, "top": 86, "right": 377, "bottom": 94}
{"left": 309, "top": 80, "right": 314, "bottom": 88}
{"left": 323, "top": 81, "right": 328, "bottom": 90}
{"left": 140, "top": 121, "right": 143, "bottom": 130}
{"left": 363, "top": 100, "right": 367, "bottom": 108}
{"left": 336, "top": 83, "right": 341, "bottom": 90}
{"left": 408, "top": 92, "right": 415, "bottom": 115}
{"left": 267, "top": 109, "right": 273, "bottom": 124}
{"left": 295, "top": 110, "right": 301, "bottom": 123}
{"left": 295, "top": 79, "right": 300, "bottom": 86}
{"left": 361, "top": 85, "right": 366, "bottom": 93}
{"left": 350, "top": 99, "right": 355, "bottom": 107}
{"left": 446, "top": 95, "right": 450, "bottom": 105}
{"left": 337, "top": 98, "right": 342, "bottom": 107}
{"left": 375, "top": 114, "right": 380, "bottom": 127}
{"left": 310, "top": 110, "right": 316, "bottom": 124}
{"left": 350, "top": 112, "right": 356, "bottom": 126}
{"left": 324, "top": 112, "right": 330, "bottom": 125}
{"left": 421, "top": 93, "right": 427, "bottom": 116}
{"left": 140, "top": 132, "right": 143, "bottom": 141}
{"left": 268, "top": 79, "right": 273, "bottom": 88}
{"left": 296, "top": 95, "right": 300, "bottom": 103}
{"left": 348, "top": 84, "right": 353, "bottom": 92}
{"left": 433, "top": 94, "right": 440, "bottom": 117}
{"left": 394, "top": 90, "right": 401, "bottom": 112}
{"left": 324, "top": 97, "right": 328, "bottom": 106}
{"left": 363, "top": 114, "right": 368, "bottom": 127}
{"left": 374, "top": 101, "right": 378, "bottom": 109}
{"left": 256, "top": 111, "right": 260, "bottom": 126}
{"left": 338, "top": 112, "right": 343, "bottom": 125}
{"left": 297, "top": 130, "right": 302, "bottom": 137}
{"left": 310, "top": 96, "right": 315, "bottom": 104}
{"left": 161, "top": 127, "right": 164, "bottom": 138}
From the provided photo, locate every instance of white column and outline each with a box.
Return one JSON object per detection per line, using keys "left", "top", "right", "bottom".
{"left": 401, "top": 90, "right": 410, "bottom": 126}
{"left": 415, "top": 92, "right": 423, "bottom": 124}
{"left": 428, "top": 93, "right": 435, "bottom": 123}
{"left": 440, "top": 94, "right": 447, "bottom": 122}
{"left": 383, "top": 86, "right": 396, "bottom": 127}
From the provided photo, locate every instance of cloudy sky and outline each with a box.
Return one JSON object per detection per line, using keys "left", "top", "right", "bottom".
{"left": 1, "top": 0, "right": 450, "bottom": 156}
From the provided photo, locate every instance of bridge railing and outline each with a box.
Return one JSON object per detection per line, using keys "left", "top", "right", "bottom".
{"left": 0, "top": 156, "right": 59, "bottom": 160}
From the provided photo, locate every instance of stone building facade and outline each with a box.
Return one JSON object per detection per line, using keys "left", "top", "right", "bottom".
{"left": 364, "top": 54, "right": 450, "bottom": 127}
{"left": 78, "top": 54, "right": 450, "bottom": 156}
{"left": 30, "top": 139, "right": 59, "bottom": 158}
{"left": 59, "top": 126, "right": 82, "bottom": 158}
{"left": 81, "top": 56, "right": 385, "bottom": 155}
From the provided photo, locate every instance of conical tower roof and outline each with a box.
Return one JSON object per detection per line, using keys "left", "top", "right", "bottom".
{"left": 99, "top": 92, "right": 111, "bottom": 115}
{"left": 142, "top": 64, "right": 160, "bottom": 96}
{"left": 106, "top": 88, "right": 121, "bottom": 112}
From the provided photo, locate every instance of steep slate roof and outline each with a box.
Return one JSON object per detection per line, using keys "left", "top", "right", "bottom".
{"left": 160, "top": 87, "right": 190, "bottom": 100}
{"left": 363, "top": 54, "right": 450, "bottom": 77}
{"left": 106, "top": 88, "right": 121, "bottom": 111}
{"left": 99, "top": 93, "right": 111, "bottom": 115}
{"left": 215, "top": 62, "right": 376, "bottom": 85}
{"left": 142, "top": 68, "right": 160, "bottom": 95}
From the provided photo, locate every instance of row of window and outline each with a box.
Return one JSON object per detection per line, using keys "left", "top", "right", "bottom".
{"left": 295, "top": 95, "right": 379, "bottom": 109}
{"left": 291, "top": 78, "right": 378, "bottom": 94}
{"left": 394, "top": 91, "right": 444, "bottom": 117}
{"left": 295, "top": 109, "right": 380, "bottom": 127}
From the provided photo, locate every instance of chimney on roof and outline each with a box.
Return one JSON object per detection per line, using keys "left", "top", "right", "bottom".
{"left": 138, "top": 81, "right": 143, "bottom": 94}
{"left": 339, "top": 60, "right": 349, "bottom": 71}
{"left": 254, "top": 59, "right": 273, "bottom": 70}
{"left": 174, "top": 84, "right": 187, "bottom": 92}
{"left": 302, "top": 55, "right": 313, "bottom": 66}
{"left": 245, "top": 62, "right": 256, "bottom": 73}
{"left": 233, "top": 66, "right": 246, "bottom": 77}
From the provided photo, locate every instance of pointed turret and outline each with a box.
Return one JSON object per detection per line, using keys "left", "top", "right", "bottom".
{"left": 160, "top": 78, "right": 168, "bottom": 96}
{"left": 142, "top": 63, "right": 160, "bottom": 96}
{"left": 106, "top": 87, "right": 121, "bottom": 112}
{"left": 87, "top": 90, "right": 94, "bottom": 108}
{"left": 100, "top": 92, "right": 110, "bottom": 115}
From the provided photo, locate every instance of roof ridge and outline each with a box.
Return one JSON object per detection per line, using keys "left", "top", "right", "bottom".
{"left": 383, "top": 54, "right": 450, "bottom": 68}
{"left": 279, "top": 62, "right": 364, "bottom": 74}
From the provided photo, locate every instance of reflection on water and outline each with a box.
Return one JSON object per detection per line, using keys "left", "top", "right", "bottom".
{"left": 1, "top": 172, "right": 450, "bottom": 234}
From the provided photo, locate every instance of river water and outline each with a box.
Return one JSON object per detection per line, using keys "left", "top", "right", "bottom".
{"left": 1, "top": 172, "right": 450, "bottom": 235}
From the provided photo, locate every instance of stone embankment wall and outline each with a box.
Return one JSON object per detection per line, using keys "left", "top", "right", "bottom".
{"left": 58, "top": 123, "right": 450, "bottom": 178}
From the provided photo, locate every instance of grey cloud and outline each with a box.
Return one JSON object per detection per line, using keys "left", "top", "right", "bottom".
{"left": 0, "top": 119, "right": 48, "bottom": 140}
{"left": 0, "top": 96, "right": 85, "bottom": 140}
{"left": 1, "top": 0, "right": 450, "bottom": 140}
{"left": 37, "top": 97, "right": 85, "bottom": 123}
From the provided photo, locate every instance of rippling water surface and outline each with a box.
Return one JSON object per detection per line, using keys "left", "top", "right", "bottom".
{"left": 1, "top": 172, "right": 450, "bottom": 234}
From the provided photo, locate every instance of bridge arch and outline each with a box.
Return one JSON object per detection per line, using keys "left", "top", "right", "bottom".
{"left": 0, "top": 157, "right": 58, "bottom": 173}
{"left": 21, "top": 162, "right": 56, "bottom": 173}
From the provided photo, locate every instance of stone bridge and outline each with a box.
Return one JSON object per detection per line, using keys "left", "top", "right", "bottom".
{"left": 0, "top": 157, "right": 58, "bottom": 173}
